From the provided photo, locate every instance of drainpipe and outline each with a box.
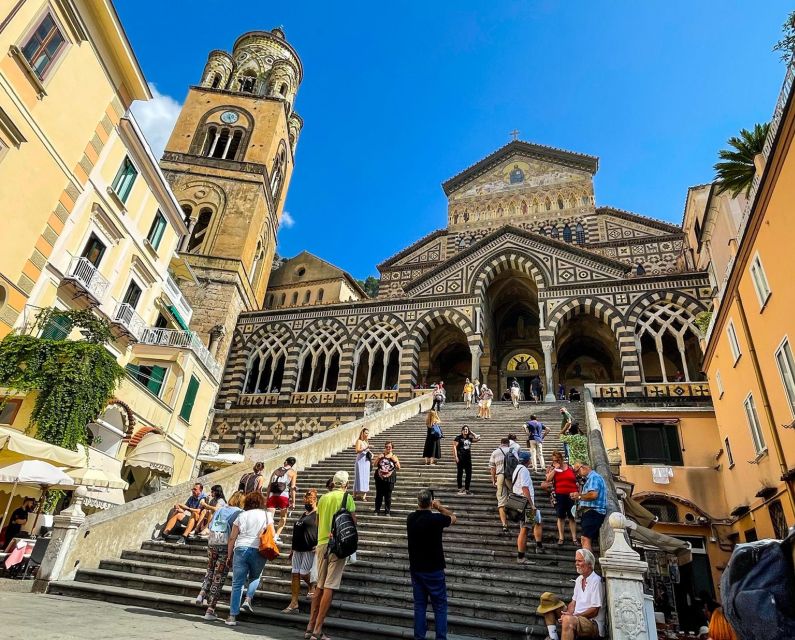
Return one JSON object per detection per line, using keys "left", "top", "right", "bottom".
{"left": 733, "top": 292, "right": 795, "bottom": 513}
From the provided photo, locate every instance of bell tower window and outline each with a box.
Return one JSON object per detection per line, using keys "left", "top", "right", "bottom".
{"left": 188, "top": 207, "right": 212, "bottom": 252}
{"left": 239, "top": 73, "right": 256, "bottom": 93}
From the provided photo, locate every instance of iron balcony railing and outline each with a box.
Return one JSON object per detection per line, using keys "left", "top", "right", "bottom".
{"left": 64, "top": 257, "right": 110, "bottom": 303}
{"left": 111, "top": 303, "right": 147, "bottom": 341}
{"left": 139, "top": 326, "right": 222, "bottom": 381}
{"left": 163, "top": 274, "right": 194, "bottom": 325}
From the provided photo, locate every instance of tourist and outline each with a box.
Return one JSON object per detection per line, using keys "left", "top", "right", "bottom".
{"left": 266, "top": 456, "right": 297, "bottom": 543}
{"left": 510, "top": 378, "right": 521, "bottom": 408}
{"left": 306, "top": 470, "right": 357, "bottom": 640}
{"left": 472, "top": 379, "right": 480, "bottom": 408}
{"left": 158, "top": 482, "right": 206, "bottom": 544}
{"left": 353, "top": 427, "right": 371, "bottom": 501}
{"left": 546, "top": 451, "right": 579, "bottom": 546}
{"left": 407, "top": 488, "right": 457, "bottom": 640}
{"left": 283, "top": 489, "right": 318, "bottom": 613}
{"left": 225, "top": 491, "right": 273, "bottom": 625}
{"left": 423, "top": 409, "right": 442, "bottom": 465}
{"left": 373, "top": 440, "right": 401, "bottom": 516}
{"left": 569, "top": 387, "right": 581, "bottom": 402}
{"left": 524, "top": 414, "right": 549, "bottom": 472}
{"left": 453, "top": 425, "right": 477, "bottom": 495}
{"left": 558, "top": 382, "right": 566, "bottom": 401}
{"left": 512, "top": 451, "right": 543, "bottom": 562}
{"left": 2, "top": 497, "right": 35, "bottom": 545}
{"left": 462, "top": 378, "right": 474, "bottom": 409}
{"left": 194, "top": 484, "right": 227, "bottom": 538}
{"left": 531, "top": 376, "right": 543, "bottom": 403}
{"left": 197, "top": 490, "right": 244, "bottom": 621}
{"left": 480, "top": 384, "right": 494, "bottom": 419}
{"left": 507, "top": 432, "right": 521, "bottom": 455}
{"left": 238, "top": 461, "right": 266, "bottom": 494}
{"left": 537, "top": 548, "right": 604, "bottom": 640}
{"left": 489, "top": 436, "right": 519, "bottom": 533}
{"left": 432, "top": 382, "right": 445, "bottom": 411}
{"left": 560, "top": 406, "right": 574, "bottom": 435}
{"left": 571, "top": 462, "right": 607, "bottom": 552}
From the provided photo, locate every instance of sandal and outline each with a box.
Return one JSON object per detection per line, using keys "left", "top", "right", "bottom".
{"left": 282, "top": 605, "right": 299, "bottom": 613}
{"left": 557, "top": 539, "right": 564, "bottom": 546}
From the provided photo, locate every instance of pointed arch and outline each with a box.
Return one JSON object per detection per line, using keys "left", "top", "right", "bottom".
{"left": 294, "top": 320, "right": 348, "bottom": 392}
{"left": 243, "top": 325, "right": 291, "bottom": 394}
{"left": 469, "top": 250, "right": 548, "bottom": 297}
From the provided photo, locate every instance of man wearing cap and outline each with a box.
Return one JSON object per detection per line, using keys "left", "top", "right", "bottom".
{"left": 306, "top": 470, "right": 356, "bottom": 640}
{"left": 513, "top": 450, "right": 544, "bottom": 562}
{"left": 537, "top": 548, "right": 604, "bottom": 640}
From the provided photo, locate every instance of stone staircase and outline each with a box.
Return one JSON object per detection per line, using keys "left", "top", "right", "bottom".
{"left": 48, "top": 400, "right": 586, "bottom": 640}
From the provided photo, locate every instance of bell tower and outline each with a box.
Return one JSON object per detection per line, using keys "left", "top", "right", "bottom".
{"left": 161, "top": 28, "right": 303, "bottom": 365}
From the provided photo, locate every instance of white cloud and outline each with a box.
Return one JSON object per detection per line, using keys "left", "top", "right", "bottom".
{"left": 131, "top": 83, "right": 183, "bottom": 159}
{"left": 281, "top": 211, "right": 296, "bottom": 228}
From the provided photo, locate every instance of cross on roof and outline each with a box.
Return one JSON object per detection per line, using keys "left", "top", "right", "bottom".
{"left": 509, "top": 129, "right": 520, "bottom": 141}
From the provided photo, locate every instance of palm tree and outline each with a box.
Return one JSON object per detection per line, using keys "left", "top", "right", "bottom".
{"left": 713, "top": 122, "right": 770, "bottom": 197}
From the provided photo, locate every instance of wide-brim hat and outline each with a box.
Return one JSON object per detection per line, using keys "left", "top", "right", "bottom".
{"left": 536, "top": 591, "right": 565, "bottom": 614}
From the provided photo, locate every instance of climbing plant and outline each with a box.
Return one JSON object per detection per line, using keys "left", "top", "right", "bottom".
{"left": 561, "top": 434, "right": 589, "bottom": 465}
{"left": 0, "top": 308, "right": 125, "bottom": 450}
{"left": 695, "top": 311, "right": 712, "bottom": 335}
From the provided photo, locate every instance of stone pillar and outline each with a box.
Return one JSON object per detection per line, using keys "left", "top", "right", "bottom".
{"left": 33, "top": 486, "right": 88, "bottom": 591}
{"left": 208, "top": 324, "right": 226, "bottom": 358}
{"left": 469, "top": 345, "right": 482, "bottom": 381}
{"left": 599, "top": 512, "right": 652, "bottom": 640}
{"left": 541, "top": 341, "right": 555, "bottom": 402}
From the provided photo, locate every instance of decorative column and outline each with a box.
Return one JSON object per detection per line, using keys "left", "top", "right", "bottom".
{"left": 541, "top": 340, "right": 556, "bottom": 402}
{"left": 599, "top": 512, "right": 653, "bottom": 640}
{"left": 469, "top": 345, "right": 482, "bottom": 381}
{"left": 33, "top": 486, "right": 88, "bottom": 591}
{"left": 208, "top": 324, "right": 226, "bottom": 358}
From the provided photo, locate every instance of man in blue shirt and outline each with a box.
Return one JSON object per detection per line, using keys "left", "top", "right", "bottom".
{"left": 524, "top": 414, "right": 549, "bottom": 472}
{"left": 158, "top": 482, "right": 206, "bottom": 544}
{"left": 571, "top": 463, "right": 607, "bottom": 552}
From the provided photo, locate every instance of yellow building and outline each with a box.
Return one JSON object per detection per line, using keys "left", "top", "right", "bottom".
{"left": 702, "top": 64, "right": 795, "bottom": 544}
{"left": 0, "top": 0, "right": 149, "bottom": 338}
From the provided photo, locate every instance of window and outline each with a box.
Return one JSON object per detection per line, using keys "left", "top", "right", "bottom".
{"left": 575, "top": 222, "right": 585, "bottom": 245}
{"left": 202, "top": 126, "right": 242, "bottom": 160}
{"left": 317, "top": 288, "right": 324, "bottom": 302}
{"left": 211, "top": 74, "right": 221, "bottom": 89}
{"left": 640, "top": 498, "right": 678, "bottom": 523}
{"left": 303, "top": 290, "right": 311, "bottom": 304}
{"left": 239, "top": 74, "right": 256, "bottom": 93}
{"left": 715, "top": 370, "right": 724, "bottom": 398}
{"left": 40, "top": 312, "right": 72, "bottom": 340}
{"left": 154, "top": 313, "right": 169, "bottom": 329}
{"left": 179, "top": 375, "right": 200, "bottom": 422}
{"left": 724, "top": 436, "right": 735, "bottom": 468}
{"left": 81, "top": 233, "right": 106, "bottom": 267}
{"left": 126, "top": 363, "right": 167, "bottom": 397}
{"left": 775, "top": 338, "right": 795, "bottom": 416}
{"left": 146, "top": 211, "right": 167, "bottom": 250}
{"left": 745, "top": 528, "right": 758, "bottom": 542}
{"left": 111, "top": 157, "right": 138, "bottom": 203}
{"left": 291, "top": 292, "right": 298, "bottom": 305}
{"left": 562, "top": 224, "right": 572, "bottom": 243}
{"left": 21, "top": 13, "right": 66, "bottom": 79}
{"left": 187, "top": 208, "right": 212, "bottom": 252}
{"left": 122, "top": 281, "right": 142, "bottom": 309}
{"left": 280, "top": 293, "right": 286, "bottom": 305}
{"left": 265, "top": 294, "right": 273, "bottom": 308}
{"left": 769, "top": 500, "right": 788, "bottom": 540}
{"left": 621, "top": 422, "right": 684, "bottom": 465}
{"left": 550, "top": 225, "right": 559, "bottom": 240}
{"left": 0, "top": 398, "right": 23, "bottom": 425}
{"left": 271, "top": 147, "right": 286, "bottom": 205}
{"left": 749, "top": 254, "right": 771, "bottom": 308}
{"left": 727, "top": 321, "right": 742, "bottom": 364}
{"left": 743, "top": 393, "right": 767, "bottom": 455}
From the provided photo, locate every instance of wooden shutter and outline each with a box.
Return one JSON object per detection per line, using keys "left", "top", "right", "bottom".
{"left": 622, "top": 424, "right": 640, "bottom": 465}
{"left": 179, "top": 375, "right": 200, "bottom": 421}
{"left": 664, "top": 425, "right": 684, "bottom": 465}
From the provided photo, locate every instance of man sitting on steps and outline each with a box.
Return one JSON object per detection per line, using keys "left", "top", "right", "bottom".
{"left": 157, "top": 483, "right": 206, "bottom": 544}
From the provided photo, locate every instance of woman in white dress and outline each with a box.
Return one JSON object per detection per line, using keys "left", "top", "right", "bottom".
{"left": 353, "top": 427, "right": 371, "bottom": 501}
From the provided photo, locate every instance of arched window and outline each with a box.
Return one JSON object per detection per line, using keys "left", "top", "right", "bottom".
{"left": 227, "top": 130, "right": 243, "bottom": 160}
{"left": 521, "top": 201, "right": 528, "bottom": 215}
{"left": 317, "top": 288, "right": 324, "bottom": 302}
{"left": 635, "top": 302, "right": 702, "bottom": 383}
{"left": 562, "top": 224, "right": 572, "bottom": 243}
{"left": 188, "top": 207, "right": 212, "bottom": 252}
{"left": 265, "top": 294, "right": 273, "bottom": 308}
{"left": 640, "top": 498, "right": 679, "bottom": 523}
{"left": 558, "top": 197, "right": 565, "bottom": 210}
{"left": 238, "top": 72, "right": 256, "bottom": 93}
{"left": 270, "top": 147, "right": 286, "bottom": 205}
{"left": 243, "top": 329, "right": 289, "bottom": 394}
{"left": 545, "top": 198, "right": 552, "bottom": 211}
{"left": 296, "top": 324, "right": 346, "bottom": 392}
{"left": 211, "top": 74, "right": 221, "bottom": 89}
{"left": 181, "top": 204, "right": 193, "bottom": 223}
{"left": 280, "top": 293, "right": 286, "bottom": 305}
{"left": 537, "top": 227, "right": 546, "bottom": 236}
{"left": 251, "top": 240, "right": 264, "bottom": 285}
{"left": 279, "top": 82, "right": 288, "bottom": 96}
{"left": 303, "top": 290, "right": 311, "bottom": 304}
{"left": 202, "top": 126, "right": 217, "bottom": 156}
{"left": 581, "top": 195, "right": 590, "bottom": 206}
{"left": 576, "top": 222, "right": 586, "bottom": 245}
{"left": 291, "top": 292, "right": 298, "bottom": 305}
{"left": 353, "top": 323, "right": 402, "bottom": 390}
{"left": 550, "top": 225, "right": 559, "bottom": 240}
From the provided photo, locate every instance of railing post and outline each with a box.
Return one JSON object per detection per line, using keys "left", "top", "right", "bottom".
{"left": 33, "top": 486, "right": 88, "bottom": 591}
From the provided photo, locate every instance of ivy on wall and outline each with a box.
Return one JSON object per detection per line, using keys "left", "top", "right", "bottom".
{"left": 561, "top": 434, "right": 590, "bottom": 465}
{"left": 0, "top": 308, "right": 125, "bottom": 451}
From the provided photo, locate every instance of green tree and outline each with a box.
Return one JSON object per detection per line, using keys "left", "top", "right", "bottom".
{"left": 773, "top": 10, "right": 795, "bottom": 64}
{"left": 356, "top": 275, "right": 380, "bottom": 298}
{"left": 714, "top": 122, "right": 769, "bottom": 197}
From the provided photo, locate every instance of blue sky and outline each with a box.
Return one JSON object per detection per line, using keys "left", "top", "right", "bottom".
{"left": 119, "top": 1, "right": 792, "bottom": 280}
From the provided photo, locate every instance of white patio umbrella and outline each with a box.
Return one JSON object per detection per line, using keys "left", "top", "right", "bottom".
{"left": 67, "top": 467, "right": 128, "bottom": 490}
{"left": 0, "top": 460, "right": 75, "bottom": 535}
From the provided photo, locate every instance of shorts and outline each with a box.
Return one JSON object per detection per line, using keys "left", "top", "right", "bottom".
{"left": 580, "top": 509, "right": 606, "bottom": 540}
{"left": 267, "top": 495, "right": 289, "bottom": 510}
{"left": 496, "top": 475, "right": 512, "bottom": 507}
{"left": 554, "top": 493, "right": 575, "bottom": 519}
{"left": 291, "top": 549, "right": 314, "bottom": 575}
{"left": 520, "top": 508, "right": 542, "bottom": 529}
{"left": 570, "top": 615, "right": 599, "bottom": 638}
{"left": 463, "top": 392, "right": 472, "bottom": 402}
{"left": 315, "top": 543, "right": 346, "bottom": 590}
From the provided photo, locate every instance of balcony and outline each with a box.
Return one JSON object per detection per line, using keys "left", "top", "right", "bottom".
{"left": 163, "top": 274, "right": 194, "bottom": 325}
{"left": 111, "top": 303, "right": 146, "bottom": 341}
{"left": 139, "top": 327, "right": 222, "bottom": 381}
{"left": 63, "top": 257, "right": 110, "bottom": 305}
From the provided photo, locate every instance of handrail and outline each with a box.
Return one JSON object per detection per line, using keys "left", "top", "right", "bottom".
{"left": 139, "top": 327, "right": 221, "bottom": 381}
{"left": 112, "top": 303, "right": 146, "bottom": 341}
{"left": 65, "top": 257, "right": 110, "bottom": 302}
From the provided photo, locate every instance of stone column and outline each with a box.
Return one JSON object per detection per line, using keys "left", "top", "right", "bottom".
{"left": 599, "top": 512, "right": 653, "bottom": 640}
{"left": 208, "top": 324, "right": 226, "bottom": 358}
{"left": 541, "top": 341, "right": 556, "bottom": 402}
{"left": 179, "top": 217, "right": 197, "bottom": 252}
{"left": 33, "top": 486, "right": 88, "bottom": 591}
{"left": 469, "top": 345, "right": 482, "bottom": 381}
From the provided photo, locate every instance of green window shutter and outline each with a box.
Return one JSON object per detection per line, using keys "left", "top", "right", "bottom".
{"left": 147, "top": 365, "right": 166, "bottom": 396}
{"left": 147, "top": 211, "right": 167, "bottom": 250}
{"left": 622, "top": 424, "right": 640, "bottom": 465}
{"left": 112, "top": 157, "right": 138, "bottom": 203}
{"left": 41, "top": 313, "right": 72, "bottom": 340}
{"left": 179, "top": 375, "right": 200, "bottom": 422}
{"left": 664, "top": 425, "right": 684, "bottom": 465}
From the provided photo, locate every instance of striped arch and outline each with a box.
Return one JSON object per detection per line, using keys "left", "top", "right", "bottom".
{"left": 547, "top": 297, "right": 624, "bottom": 335}
{"left": 411, "top": 308, "right": 475, "bottom": 341}
{"left": 470, "top": 250, "right": 549, "bottom": 297}
{"left": 244, "top": 321, "right": 295, "bottom": 351}
{"left": 625, "top": 291, "right": 707, "bottom": 327}
{"left": 346, "top": 313, "right": 410, "bottom": 346}
{"left": 242, "top": 324, "right": 292, "bottom": 394}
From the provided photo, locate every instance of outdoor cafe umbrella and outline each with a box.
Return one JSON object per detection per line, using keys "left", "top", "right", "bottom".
{"left": 0, "top": 460, "right": 75, "bottom": 536}
{"left": 66, "top": 467, "right": 128, "bottom": 490}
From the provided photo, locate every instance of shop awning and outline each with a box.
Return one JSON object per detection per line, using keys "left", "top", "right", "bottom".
{"left": 629, "top": 525, "right": 693, "bottom": 564}
{"left": 0, "top": 426, "right": 85, "bottom": 468}
{"left": 166, "top": 305, "right": 190, "bottom": 332}
{"left": 123, "top": 431, "right": 174, "bottom": 476}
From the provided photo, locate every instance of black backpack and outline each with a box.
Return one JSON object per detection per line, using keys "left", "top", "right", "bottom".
{"left": 502, "top": 448, "right": 518, "bottom": 481}
{"left": 327, "top": 491, "right": 358, "bottom": 558}
{"left": 238, "top": 472, "right": 262, "bottom": 493}
{"left": 721, "top": 532, "right": 795, "bottom": 639}
{"left": 269, "top": 466, "right": 289, "bottom": 494}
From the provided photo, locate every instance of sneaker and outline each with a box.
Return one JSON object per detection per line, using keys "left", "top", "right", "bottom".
{"left": 465, "top": 490, "right": 473, "bottom": 495}
{"left": 198, "top": 529, "right": 210, "bottom": 538}
{"left": 516, "top": 558, "right": 533, "bottom": 565}
{"left": 203, "top": 611, "right": 217, "bottom": 621}
{"left": 224, "top": 616, "right": 237, "bottom": 626}
{"left": 240, "top": 600, "right": 254, "bottom": 613}
{"left": 151, "top": 524, "right": 164, "bottom": 541}
{"left": 457, "top": 489, "right": 466, "bottom": 495}
{"left": 195, "top": 593, "right": 206, "bottom": 606}
{"left": 175, "top": 537, "right": 186, "bottom": 545}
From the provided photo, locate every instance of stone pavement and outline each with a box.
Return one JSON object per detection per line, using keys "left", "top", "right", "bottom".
{"left": 0, "top": 592, "right": 310, "bottom": 640}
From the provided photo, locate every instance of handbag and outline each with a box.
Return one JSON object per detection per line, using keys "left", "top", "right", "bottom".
{"left": 365, "top": 449, "right": 373, "bottom": 463}
{"left": 504, "top": 493, "right": 529, "bottom": 522}
{"left": 258, "top": 523, "right": 280, "bottom": 560}
{"left": 431, "top": 424, "right": 442, "bottom": 439}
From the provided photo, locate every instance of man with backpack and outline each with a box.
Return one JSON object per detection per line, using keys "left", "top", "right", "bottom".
{"left": 305, "top": 470, "right": 357, "bottom": 640}
{"left": 407, "top": 488, "right": 457, "bottom": 640}
{"left": 524, "top": 414, "right": 549, "bottom": 472}
{"left": 511, "top": 451, "right": 544, "bottom": 562}
{"left": 489, "top": 437, "right": 520, "bottom": 534}
{"left": 266, "top": 456, "right": 298, "bottom": 543}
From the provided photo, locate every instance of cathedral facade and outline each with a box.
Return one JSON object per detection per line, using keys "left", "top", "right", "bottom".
{"left": 210, "top": 138, "right": 713, "bottom": 452}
